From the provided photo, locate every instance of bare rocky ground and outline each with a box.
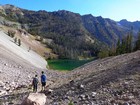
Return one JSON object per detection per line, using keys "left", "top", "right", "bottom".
{"left": 0, "top": 29, "right": 65, "bottom": 105}
{"left": 1, "top": 50, "right": 139, "bottom": 105}
{"left": 0, "top": 27, "right": 140, "bottom": 105}
{"left": 46, "top": 50, "right": 140, "bottom": 105}
{"left": 0, "top": 45, "right": 64, "bottom": 105}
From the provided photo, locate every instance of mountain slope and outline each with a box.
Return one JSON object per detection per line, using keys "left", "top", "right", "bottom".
{"left": 119, "top": 19, "right": 140, "bottom": 33}
{"left": 0, "top": 4, "right": 132, "bottom": 59}
{"left": 0, "top": 30, "right": 47, "bottom": 69}
{"left": 82, "top": 15, "right": 128, "bottom": 44}
{"left": 47, "top": 50, "right": 140, "bottom": 105}
{"left": 0, "top": 29, "right": 63, "bottom": 102}
{"left": 1, "top": 50, "right": 139, "bottom": 105}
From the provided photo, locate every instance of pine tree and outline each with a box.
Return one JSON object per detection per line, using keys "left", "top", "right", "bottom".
{"left": 134, "top": 31, "right": 140, "bottom": 50}
{"left": 121, "top": 37, "right": 127, "bottom": 54}
{"left": 116, "top": 39, "right": 121, "bottom": 55}
{"left": 125, "top": 34, "right": 133, "bottom": 53}
{"left": 119, "top": 33, "right": 133, "bottom": 54}
{"left": 14, "top": 37, "right": 17, "bottom": 43}
{"left": 98, "top": 50, "right": 109, "bottom": 58}
{"left": 18, "top": 39, "right": 21, "bottom": 46}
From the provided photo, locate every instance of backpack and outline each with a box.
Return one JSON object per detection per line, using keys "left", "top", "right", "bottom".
{"left": 41, "top": 74, "right": 46, "bottom": 82}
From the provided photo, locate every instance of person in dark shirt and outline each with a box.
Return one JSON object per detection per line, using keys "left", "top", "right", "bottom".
{"left": 32, "top": 74, "right": 38, "bottom": 92}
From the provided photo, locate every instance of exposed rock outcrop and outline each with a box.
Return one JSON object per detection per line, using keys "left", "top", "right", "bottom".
{"left": 21, "top": 93, "right": 46, "bottom": 105}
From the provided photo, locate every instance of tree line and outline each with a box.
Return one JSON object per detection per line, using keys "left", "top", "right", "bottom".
{"left": 98, "top": 31, "right": 140, "bottom": 58}
{"left": 7, "top": 30, "right": 21, "bottom": 46}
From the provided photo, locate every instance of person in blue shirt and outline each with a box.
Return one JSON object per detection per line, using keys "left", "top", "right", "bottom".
{"left": 41, "top": 71, "right": 47, "bottom": 91}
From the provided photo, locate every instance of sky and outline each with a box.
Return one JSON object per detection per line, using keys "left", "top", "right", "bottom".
{"left": 0, "top": 0, "right": 140, "bottom": 22}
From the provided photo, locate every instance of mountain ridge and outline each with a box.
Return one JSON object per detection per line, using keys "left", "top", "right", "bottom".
{"left": 0, "top": 4, "right": 139, "bottom": 59}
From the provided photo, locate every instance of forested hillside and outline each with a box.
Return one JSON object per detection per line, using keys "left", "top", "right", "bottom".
{"left": 0, "top": 4, "right": 137, "bottom": 59}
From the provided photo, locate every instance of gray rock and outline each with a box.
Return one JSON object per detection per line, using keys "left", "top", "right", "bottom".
{"left": 0, "top": 90, "right": 7, "bottom": 96}
{"left": 79, "top": 94, "right": 86, "bottom": 101}
{"left": 123, "top": 102, "right": 130, "bottom": 105}
{"left": 92, "top": 92, "right": 97, "bottom": 97}
{"left": 21, "top": 93, "right": 46, "bottom": 105}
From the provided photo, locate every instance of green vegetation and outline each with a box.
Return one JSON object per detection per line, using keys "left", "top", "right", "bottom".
{"left": 98, "top": 33, "right": 133, "bottom": 59}
{"left": 68, "top": 100, "right": 74, "bottom": 105}
{"left": 1, "top": 7, "right": 127, "bottom": 59}
{"left": 14, "top": 37, "right": 17, "bottom": 43}
{"left": 116, "top": 32, "right": 133, "bottom": 54}
{"left": 134, "top": 31, "right": 140, "bottom": 51}
{"left": 7, "top": 30, "right": 15, "bottom": 38}
{"left": 2, "top": 6, "right": 140, "bottom": 60}
{"left": 47, "top": 59, "right": 94, "bottom": 71}
{"left": 98, "top": 50, "right": 109, "bottom": 59}
{"left": 98, "top": 29, "right": 140, "bottom": 59}
{"left": 18, "top": 39, "right": 21, "bottom": 46}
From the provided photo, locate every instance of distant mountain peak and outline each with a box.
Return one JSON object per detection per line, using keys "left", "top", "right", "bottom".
{"left": 54, "top": 10, "right": 74, "bottom": 14}
{"left": 1, "top": 4, "right": 17, "bottom": 9}
{"left": 0, "top": 4, "right": 24, "bottom": 16}
{"left": 83, "top": 14, "right": 93, "bottom": 17}
{"left": 118, "top": 19, "right": 140, "bottom": 32}
{"left": 97, "top": 16, "right": 103, "bottom": 18}
{"left": 120, "top": 19, "right": 128, "bottom": 22}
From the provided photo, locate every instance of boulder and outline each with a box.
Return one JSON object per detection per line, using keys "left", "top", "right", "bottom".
{"left": 0, "top": 81, "right": 5, "bottom": 87}
{"left": 0, "top": 90, "right": 7, "bottom": 96}
{"left": 21, "top": 93, "right": 46, "bottom": 105}
{"left": 92, "top": 92, "right": 97, "bottom": 97}
{"left": 77, "top": 84, "right": 84, "bottom": 89}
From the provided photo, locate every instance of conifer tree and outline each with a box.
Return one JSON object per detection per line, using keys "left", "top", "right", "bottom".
{"left": 116, "top": 39, "right": 121, "bottom": 55}
{"left": 18, "top": 39, "right": 21, "bottom": 46}
{"left": 134, "top": 31, "right": 140, "bottom": 50}
{"left": 125, "top": 34, "right": 133, "bottom": 53}
{"left": 14, "top": 37, "right": 17, "bottom": 43}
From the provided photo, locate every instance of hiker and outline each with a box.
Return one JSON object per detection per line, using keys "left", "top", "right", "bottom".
{"left": 32, "top": 74, "right": 39, "bottom": 92}
{"left": 41, "top": 71, "right": 47, "bottom": 91}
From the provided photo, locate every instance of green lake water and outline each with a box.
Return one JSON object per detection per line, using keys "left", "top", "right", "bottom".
{"left": 47, "top": 59, "right": 94, "bottom": 71}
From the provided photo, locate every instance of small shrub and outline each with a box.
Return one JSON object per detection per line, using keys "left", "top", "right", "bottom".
{"left": 68, "top": 100, "right": 74, "bottom": 105}
{"left": 8, "top": 30, "right": 15, "bottom": 38}
{"left": 18, "top": 39, "right": 21, "bottom": 46}
{"left": 14, "top": 37, "right": 17, "bottom": 43}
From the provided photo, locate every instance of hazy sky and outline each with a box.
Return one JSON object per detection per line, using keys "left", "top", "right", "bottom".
{"left": 0, "top": 0, "right": 140, "bottom": 21}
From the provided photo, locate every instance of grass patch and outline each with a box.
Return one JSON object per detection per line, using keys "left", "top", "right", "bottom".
{"left": 47, "top": 59, "right": 94, "bottom": 71}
